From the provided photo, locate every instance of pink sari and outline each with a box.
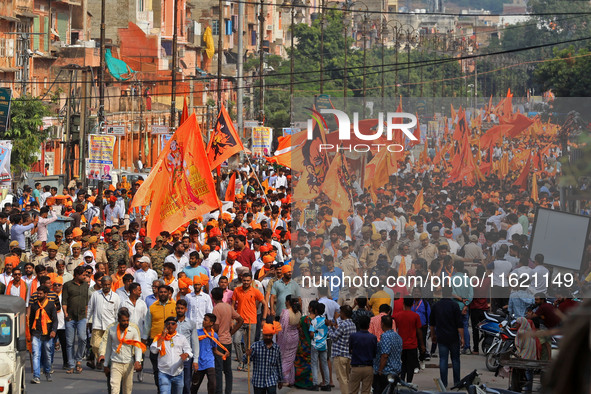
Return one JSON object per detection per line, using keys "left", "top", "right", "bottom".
{"left": 277, "top": 308, "right": 301, "bottom": 384}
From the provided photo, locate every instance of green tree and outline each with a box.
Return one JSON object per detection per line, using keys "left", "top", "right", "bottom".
{"left": 4, "top": 97, "right": 50, "bottom": 173}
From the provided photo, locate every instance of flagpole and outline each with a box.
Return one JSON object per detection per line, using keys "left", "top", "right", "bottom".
{"left": 245, "top": 154, "right": 273, "bottom": 209}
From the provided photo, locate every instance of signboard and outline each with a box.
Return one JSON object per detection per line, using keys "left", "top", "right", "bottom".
{"left": 151, "top": 124, "right": 170, "bottom": 135}
{"left": 106, "top": 125, "right": 126, "bottom": 135}
{"left": 44, "top": 151, "right": 54, "bottom": 176}
{"left": 0, "top": 141, "right": 12, "bottom": 185}
{"left": 252, "top": 127, "right": 273, "bottom": 156}
{"left": 315, "top": 94, "right": 332, "bottom": 110}
{"left": 244, "top": 120, "right": 259, "bottom": 128}
{"left": 0, "top": 89, "right": 11, "bottom": 134}
{"left": 282, "top": 127, "right": 301, "bottom": 136}
{"left": 87, "top": 135, "right": 116, "bottom": 180}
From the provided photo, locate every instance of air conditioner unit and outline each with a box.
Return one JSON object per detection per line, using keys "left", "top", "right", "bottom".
{"left": 266, "top": 25, "right": 273, "bottom": 30}
{"left": 178, "top": 47, "right": 186, "bottom": 57}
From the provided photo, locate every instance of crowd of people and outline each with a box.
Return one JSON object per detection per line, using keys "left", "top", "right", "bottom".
{"left": 0, "top": 148, "right": 586, "bottom": 394}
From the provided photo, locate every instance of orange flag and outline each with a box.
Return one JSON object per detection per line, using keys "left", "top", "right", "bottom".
{"left": 206, "top": 104, "right": 244, "bottom": 169}
{"left": 225, "top": 171, "right": 237, "bottom": 202}
{"left": 413, "top": 188, "right": 424, "bottom": 214}
{"left": 409, "top": 113, "right": 421, "bottom": 147}
{"left": 180, "top": 96, "right": 189, "bottom": 125}
{"left": 513, "top": 154, "right": 532, "bottom": 191}
{"left": 131, "top": 114, "right": 221, "bottom": 240}
{"left": 364, "top": 147, "right": 398, "bottom": 191}
{"left": 320, "top": 152, "right": 352, "bottom": 220}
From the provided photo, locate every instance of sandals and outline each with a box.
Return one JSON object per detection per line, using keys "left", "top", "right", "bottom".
{"left": 75, "top": 362, "right": 83, "bottom": 374}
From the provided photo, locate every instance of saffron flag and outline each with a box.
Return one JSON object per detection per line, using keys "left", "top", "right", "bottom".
{"left": 531, "top": 172, "right": 538, "bottom": 202}
{"left": 180, "top": 96, "right": 189, "bottom": 125}
{"left": 409, "top": 113, "right": 421, "bottom": 147}
{"left": 225, "top": 172, "right": 237, "bottom": 202}
{"left": 414, "top": 188, "right": 424, "bottom": 214}
{"left": 320, "top": 152, "right": 352, "bottom": 220}
{"left": 131, "top": 114, "right": 221, "bottom": 240}
{"left": 364, "top": 147, "right": 398, "bottom": 191}
{"left": 206, "top": 104, "right": 244, "bottom": 169}
{"left": 513, "top": 154, "right": 532, "bottom": 191}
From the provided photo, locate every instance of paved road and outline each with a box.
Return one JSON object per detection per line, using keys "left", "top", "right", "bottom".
{"left": 25, "top": 351, "right": 539, "bottom": 393}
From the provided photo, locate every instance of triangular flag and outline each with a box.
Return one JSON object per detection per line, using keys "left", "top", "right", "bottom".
{"left": 131, "top": 114, "right": 221, "bottom": 240}
{"left": 225, "top": 171, "right": 237, "bottom": 202}
{"left": 414, "top": 188, "right": 424, "bottom": 214}
{"left": 180, "top": 96, "right": 188, "bottom": 125}
{"left": 206, "top": 104, "right": 244, "bottom": 169}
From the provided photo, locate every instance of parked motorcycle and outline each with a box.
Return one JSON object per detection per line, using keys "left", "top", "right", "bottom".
{"left": 477, "top": 310, "right": 514, "bottom": 354}
{"left": 485, "top": 320, "right": 517, "bottom": 372}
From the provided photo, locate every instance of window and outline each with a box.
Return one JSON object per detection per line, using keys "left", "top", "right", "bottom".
{"left": 0, "top": 39, "right": 5, "bottom": 58}
{"left": 138, "top": 0, "right": 144, "bottom": 12}
{"left": 0, "top": 315, "right": 13, "bottom": 347}
{"left": 212, "top": 20, "right": 219, "bottom": 36}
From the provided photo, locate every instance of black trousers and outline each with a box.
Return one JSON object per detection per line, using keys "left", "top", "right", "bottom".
{"left": 192, "top": 367, "right": 216, "bottom": 394}
{"left": 400, "top": 348, "right": 419, "bottom": 383}
{"left": 470, "top": 308, "right": 486, "bottom": 353}
{"left": 149, "top": 339, "right": 160, "bottom": 393}
{"left": 215, "top": 343, "right": 233, "bottom": 394}
{"left": 373, "top": 373, "right": 388, "bottom": 394}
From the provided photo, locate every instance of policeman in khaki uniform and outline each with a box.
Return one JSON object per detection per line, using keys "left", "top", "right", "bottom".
{"left": 358, "top": 233, "right": 389, "bottom": 272}
{"left": 55, "top": 230, "right": 71, "bottom": 258}
{"left": 41, "top": 242, "right": 65, "bottom": 271}
{"left": 31, "top": 240, "right": 48, "bottom": 265}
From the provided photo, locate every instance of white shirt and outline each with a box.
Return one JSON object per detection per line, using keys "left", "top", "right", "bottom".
{"left": 273, "top": 175, "right": 288, "bottom": 189}
{"left": 104, "top": 204, "right": 124, "bottom": 227}
{"left": 202, "top": 250, "right": 221, "bottom": 272}
{"left": 392, "top": 254, "right": 413, "bottom": 274}
{"left": 150, "top": 332, "right": 192, "bottom": 377}
{"left": 86, "top": 290, "right": 121, "bottom": 330}
{"left": 0, "top": 273, "right": 12, "bottom": 286}
{"left": 528, "top": 265, "right": 549, "bottom": 295}
{"left": 165, "top": 254, "right": 189, "bottom": 275}
{"left": 490, "top": 259, "right": 513, "bottom": 288}
{"left": 162, "top": 278, "right": 179, "bottom": 299}
{"left": 318, "top": 297, "right": 340, "bottom": 322}
{"left": 185, "top": 291, "right": 213, "bottom": 329}
{"left": 121, "top": 297, "right": 148, "bottom": 338}
{"left": 134, "top": 268, "right": 159, "bottom": 300}
{"left": 116, "top": 287, "right": 131, "bottom": 304}
{"left": 220, "top": 261, "right": 243, "bottom": 282}
{"left": 507, "top": 223, "right": 523, "bottom": 240}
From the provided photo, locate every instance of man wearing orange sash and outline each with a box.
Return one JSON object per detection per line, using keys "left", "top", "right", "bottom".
{"left": 102, "top": 308, "right": 144, "bottom": 394}
{"left": 29, "top": 285, "right": 58, "bottom": 384}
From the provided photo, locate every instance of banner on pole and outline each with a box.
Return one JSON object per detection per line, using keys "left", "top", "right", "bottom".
{"left": 87, "top": 134, "right": 116, "bottom": 180}
{"left": 0, "top": 89, "right": 11, "bottom": 134}
{"left": 0, "top": 141, "right": 12, "bottom": 185}
{"left": 252, "top": 127, "right": 273, "bottom": 156}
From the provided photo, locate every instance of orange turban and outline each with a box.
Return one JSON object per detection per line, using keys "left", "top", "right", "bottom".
{"left": 179, "top": 277, "right": 193, "bottom": 289}
{"left": 201, "top": 244, "right": 211, "bottom": 251}
{"left": 221, "top": 212, "right": 232, "bottom": 222}
{"left": 192, "top": 273, "right": 209, "bottom": 286}
{"left": 281, "top": 264, "right": 292, "bottom": 274}
{"left": 72, "top": 227, "right": 83, "bottom": 237}
{"left": 47, "top": 272, "right": 58, "bottom": 283}
{"left": 210, "top": 228, "right": 221, "bottom": 237}
{"left": 262, "top": 321, "right": 282, "bottom": 335}
{"left": 259, "top": 244, "right": 272, "bottom": 253}
{"left": 53, "top": 276, "right": 63, "bottom": 284}
{"left": 4, "top": 255, "right": 19, "bottom": 267}
{"left": 227, "top": 251, "right": 239, "bottom": 261}
{"left": 262, "top": 255, "right": 275, "bottom": 265}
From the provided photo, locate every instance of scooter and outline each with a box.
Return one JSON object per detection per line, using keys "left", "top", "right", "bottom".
{"left": 485, "top": 322, "right": 517, "bottom": 372}
{"left": 477, "top": 310, "right": 514, "bottom": 354}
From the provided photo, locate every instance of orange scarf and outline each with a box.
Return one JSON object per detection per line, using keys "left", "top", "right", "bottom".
{"left": 163, "top": 276, "right": 175, "bottom": 286}
{"left": 257, "top": 266, "right": 270, "bottom": 281}
{"left": 34, "top": 298, "right": 52, "bottom": 335}
{"left": 29, "top": 278, "right": 39, "bottom": 298}
{"left": 198, "top": 328, "right": 228, "bottom": 360}
{"left": 153, "top": 331, "right": 177, "bottom": 356}
{"left": 7, "top": 280, "right": 27, "bottom": 301}
{"left": 116, "top": 324, "right": 147, "bottom": 353}
{"left": 398, "top": 255, "right": 407, "bottom": 277}
{"left": 223, "top": 264, "right": 235, "bottom": 281}
{"left": 91, "top": 247, "right": 97, "bottom": 260}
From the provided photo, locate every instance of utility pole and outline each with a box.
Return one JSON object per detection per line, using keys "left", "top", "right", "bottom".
{"left": 237, "top": 0, "right": 245, "bottom": 138}
{"left": 138, "top": 81, "right": 144, "bottom": 162}
{"left": 217, "top": 0, "right": 224, "bottom": 111}
{"left": 99, "top": 0, "right": 106, "bottom": 133}
{"left": 79, "top": 68, "right": 89, "bottom": 184}
{"left": 319, "top": 0, "right": 325, "bottom": 94}
{"left": 170, "top": 0, "right": 178, "bottom": 128}
{"left": 258, "top": 0, "right": 265, "bottom": 124}
{"left": 64, "top": 70, "right": 73, "bottom": 185}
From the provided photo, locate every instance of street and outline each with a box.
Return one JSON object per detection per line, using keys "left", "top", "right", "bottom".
{"left": 26, "top": 352, "right": 536, "bottom": 393}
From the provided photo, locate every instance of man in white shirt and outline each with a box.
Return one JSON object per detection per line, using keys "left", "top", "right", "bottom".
{"left": 506, "top": 213, "right": 523, "bottom": 240}
{"left": 273, "top": 169, "right": 288, "bottom": 189}
{"left": 87, "top": 276, "right": 120, "bottom": 369}
{"left": 99, "top": 308, "right": 143, "bottom": 394}
{"left": 221, "top": 251, "right": 243, "bottom": 283}
{"left": 120, "top": 283, "right": 148, "bottom": 339}
{"left": 160, "top": 263, "right": 180, "bottom": 299}
{"left": 134, "top": 256, "right": 159, "bottom": 300}
{"left": 164, "top": 243, "right": 189, "bottom": 274}
{"left": 201, "top": 244, "right": 221, "bottom": 272}
{"left": 104, "top": 196, "right": 124, "bottom": 227}
{"left": 185, "top": 274, "right": 213, "bottom": 329}
{"left": 486, "top": 248, "right": 513, "bottom": 311}
{"left": 528, "top": 253, "right": 549, "bottom": 295}
{"left": 150, "top": 317, "right": 192, "bottom": 394}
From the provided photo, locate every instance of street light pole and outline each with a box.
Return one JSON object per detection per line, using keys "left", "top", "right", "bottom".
{"left": 170, "top": 0, "right": 178, "bottom": 128}
{"left": 258, "top": 0, "right": 265, "bottom": 123}
{"left": 217, "top": 0, "right": 224, "bottom": 111}
{"left": 99, "top": 0, "right": 105, "bottom": 133}
{"left": 319, "top": 0, "right": 325, "bottom": 94}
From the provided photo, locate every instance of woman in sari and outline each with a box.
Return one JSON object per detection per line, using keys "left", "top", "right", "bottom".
{"left": 277, "top": 295, "right": 302, "bottom": 386}
{"left": 294, "top": 302, "right": 313, "bottom": 389}
{"left": 515, "top": 316, "right": 539, "bottom": 392}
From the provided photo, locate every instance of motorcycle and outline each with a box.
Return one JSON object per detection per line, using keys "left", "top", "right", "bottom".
{"left": 485, "top": 321, "right": 517, "bottom": 372}
{"left": 477, "top": 310, "right": 514, "bottom": 354}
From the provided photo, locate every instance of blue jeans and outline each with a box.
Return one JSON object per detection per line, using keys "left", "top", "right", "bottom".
{"left": 461, "top": 312, "right": 470, "bottom": 350}
{"left": 32, "top": 335, "right": 54, "bottom": 378}
{"left": 158, "top": 371, "right": 184, "bottom": 394}
{"left": 65, "top": 318, "right": 87, "bottom": 369}
{"left": 310, "top": 348, "right": 329, "bottom": 386}
{"left": 182, "top": 359, "right": 193, "bottom": 394}
{"left": 438, "top": 342, "right": 461, "bottom": 388}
